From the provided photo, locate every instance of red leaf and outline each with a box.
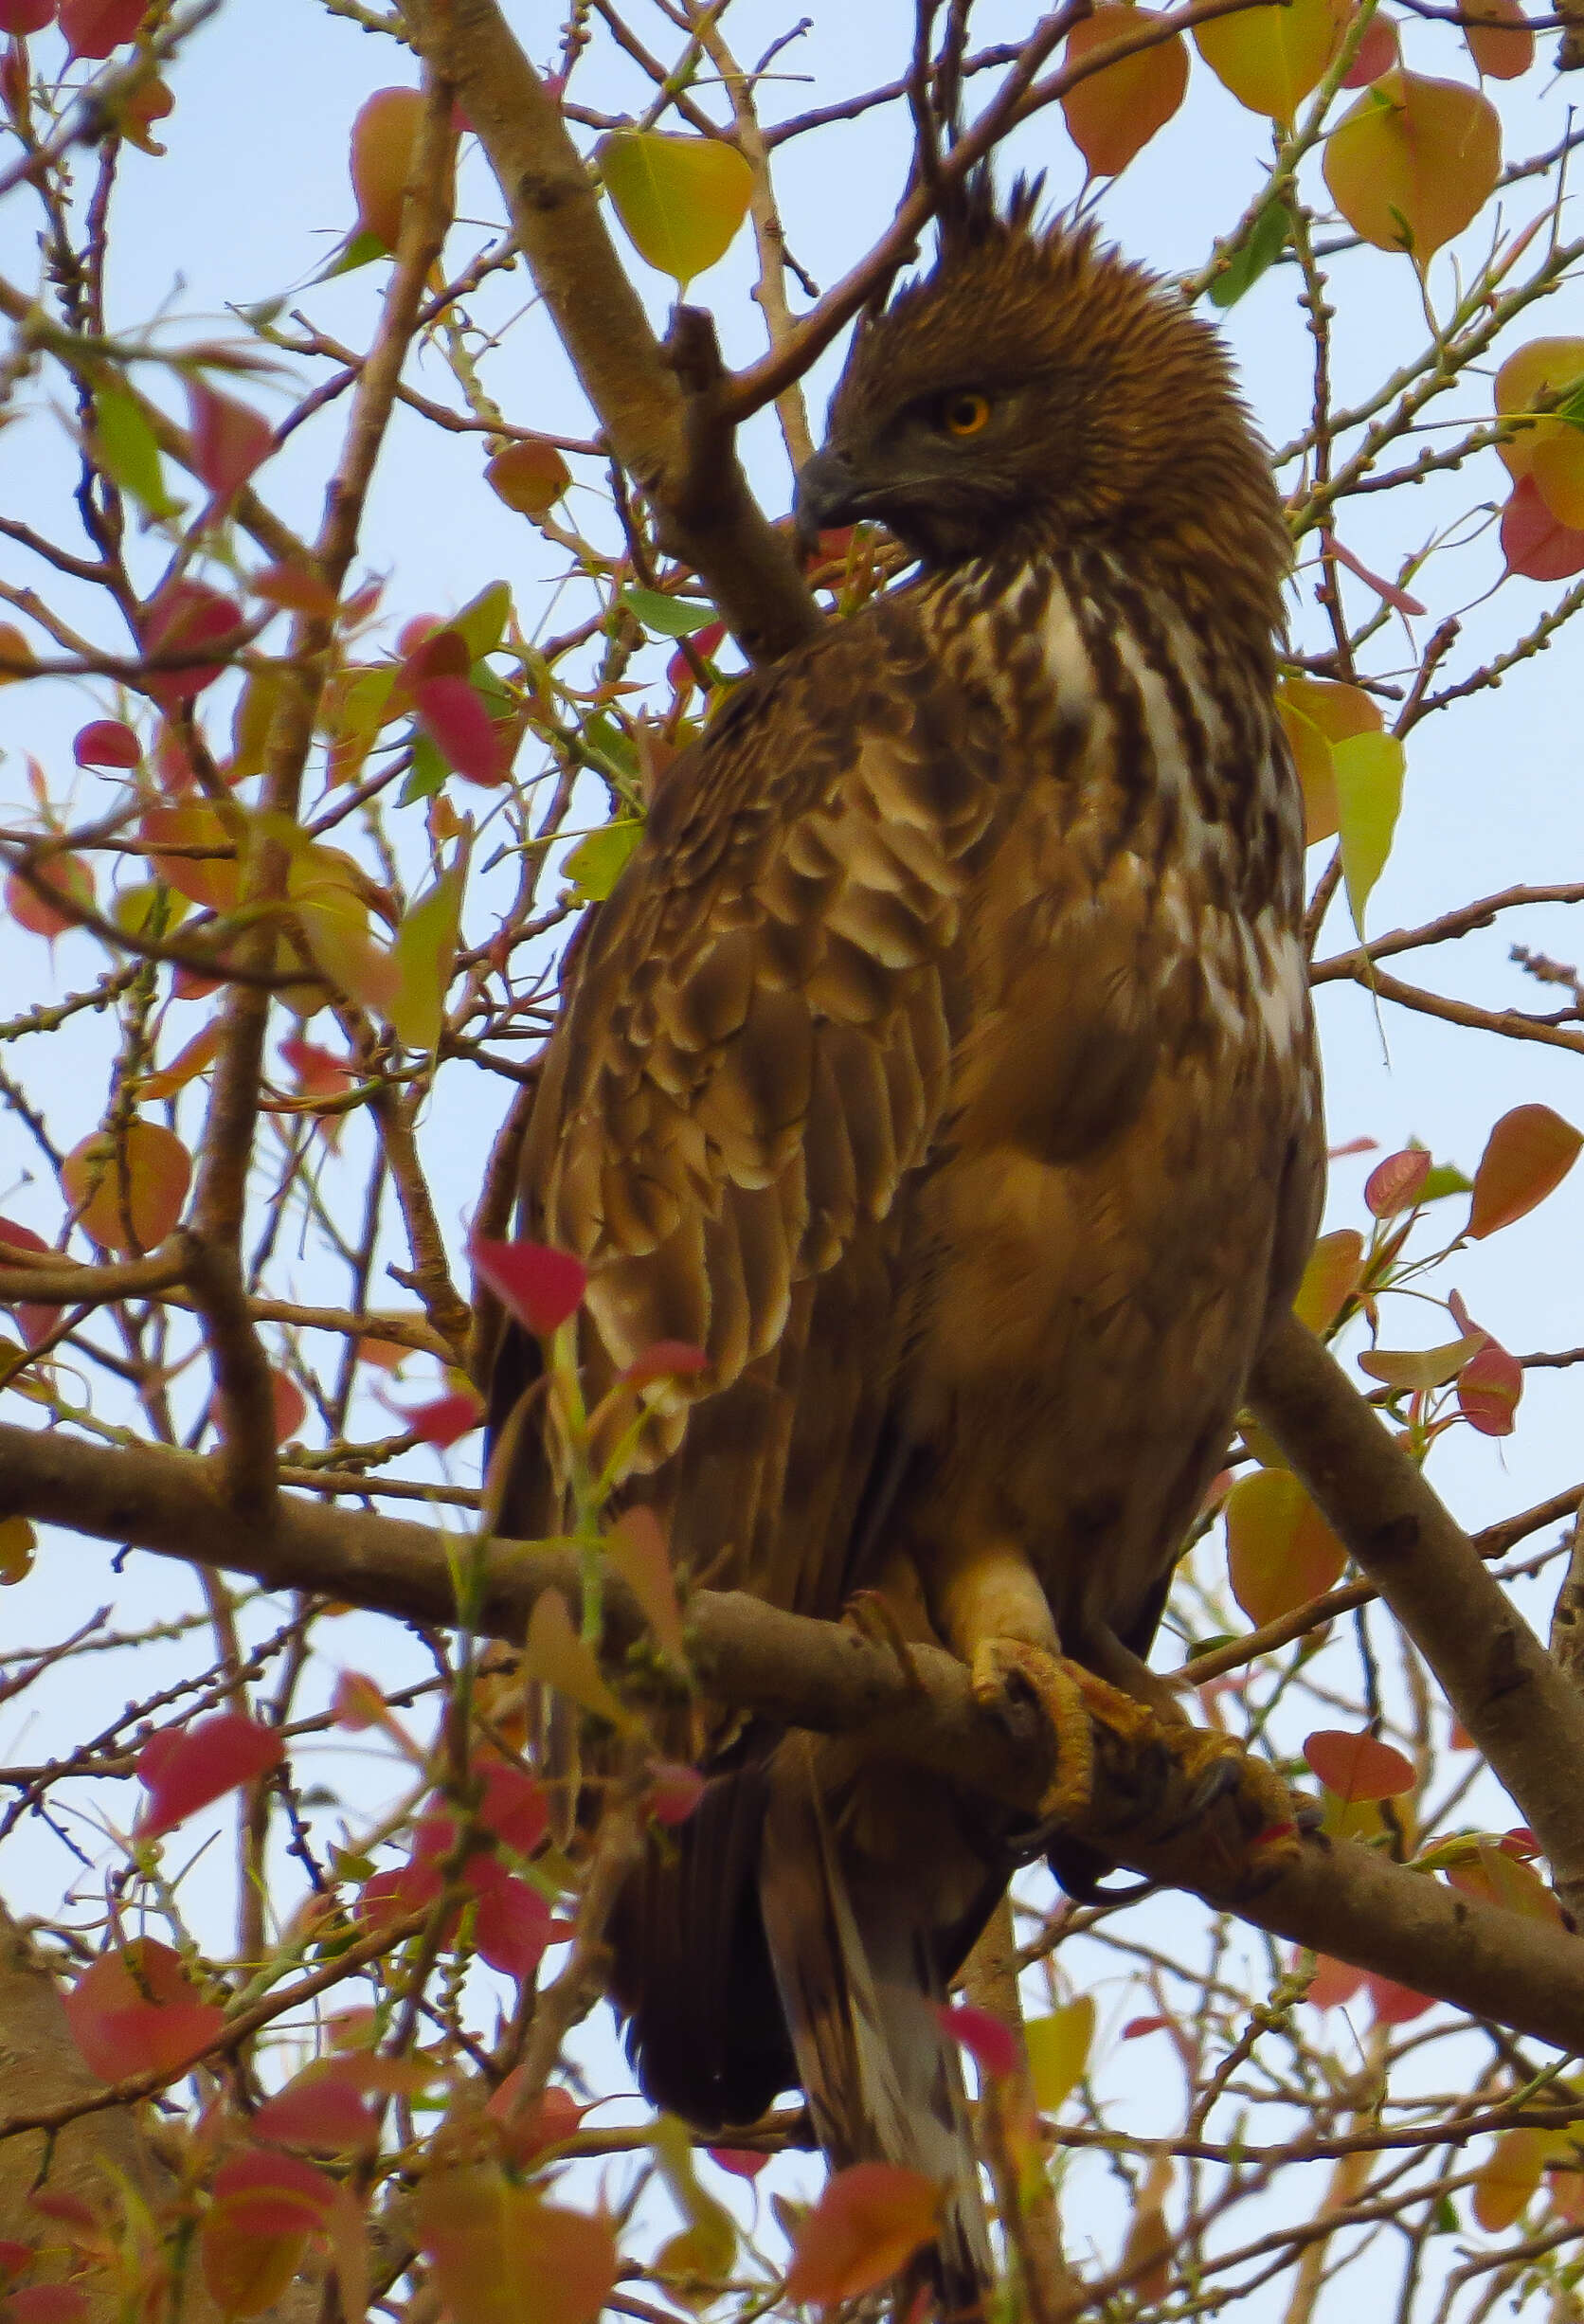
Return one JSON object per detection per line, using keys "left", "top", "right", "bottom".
{"left": 620, "top": 1340, "right": 710, "bottom": 1388}
{"left": 140, "top": 581, "right": 243, "bottom": 710}
{"left": 646, "top": 1761, "right": 705, "bottom": 1826}
{"left": 0, "top": 1214, "right": 63, "bottom": 1348}
{"left": 271, "top": 1370, "right": 307, "bottom": 1446}
{"left": 136, "top": 1711, "right": 286, "bottom": 1837}
{"left": 471, "top": 1237, "right": 587, "bottom": 1337}
{"left": 1303, "top": 1728, "right": 1415, "bottom": 1802}
{"left": 0, "top": 1, "right": 58, "bottom": 33}
{"left": 1340, "top": 7, "right": 1398, "bottom": 81}
{"left": 937, "top": 2001, "right": 1018, "bottom": 2081}
{"left": 1323, "top": 530, "right": 1426, "bottom": 615}
{"left": 1122, "top": 2015, "right": 1170, "bottom": 2040}
{"left": 484, "top": 2074, "right": 585, "bottom": 2164}
{"left": 709, "top": 2146, "right": 768, "bottom": 2180}
{"left": 355, "top": 1858, "right": 444, "bottom": 1930}
{"left": 63, "top": 1937, "right": 225, "bottom": 2082}
{"left": 252, "top": 2064, "right": 379, "bottom": 2155}
{"left": 475, "top": 1760, "right": 550, "bottom": 1856}
{"left": 783, "top": 2163, "right": 942, "bottom": 2307}
{"left": 1502, "top": 474, "right": 1584, "bottom": 580}
{"left": 187, "top": 381, "right": 275, "bottom": 496}
{"left": 403, "top": 1389, "right": 484, "bottom": 1447}
{"left": 1458, "top": 1339, "right": 1523, "bottom": 1436}
{"left": 1306, "top": 1954, "right": 1366, "bottom": 2009}
{"left": 8, "top": 2291, "right": 90, "bottom": 2324}
{"left": 665, "top": 620, "right": 728, "bottom": 692}
{"left": 1364, "top": 1972, "right": 1434, "bottom": 2025}
{"left": 211, "top": 2148, "right": 337, "bottom": 2231}
{"left": 412, "top": 675, "right": 506, "bottom": 787}
{"left": 0, "top": 2242, "right": 34, "bottom": 2282}
{"left": 279, "top": 1036, "right": 352, "bottom": 1102}
{"left": 73, "top": 718, "right": 140, "bottom": 768}
{"left": 468, "top": 1862, "right": 556, "bottom": 1983}
{"left": 1364, "top": 1146, "right": 1430, "bottom": 1217}
{"left": 58, "top": 0, "right": 143, "bottom": 55}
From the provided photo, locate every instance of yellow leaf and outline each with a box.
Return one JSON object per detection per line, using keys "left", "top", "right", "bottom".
{"left": 1333, "top": 729, "right": 1405, "bottom": 940}
{"left": 1323, "top": 71, "right": 1501, "bottom": 261}
{"left": 1493, "top": 338, "right": 1584, "bottom": 483}
{"left": 1024, "top": 1995, "right": 1096, "bottom": 2113}
{"left": 521, "top": 1590, "right": 636, "bottom": 1732}
{"left": 597, "top": 130, "right": 753, "bottom": 288}
{"left": 1195, "top": 0, "right": 1336, "bottom": 118}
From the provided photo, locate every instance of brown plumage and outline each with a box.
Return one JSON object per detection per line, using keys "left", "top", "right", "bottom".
{"left": 485, "top": 177, "right": 1324, "bottom": 2317}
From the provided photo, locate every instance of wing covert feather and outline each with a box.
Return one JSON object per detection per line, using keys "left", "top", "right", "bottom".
{"left": 512, "top": 606, "right": 997, "bottom": 1613}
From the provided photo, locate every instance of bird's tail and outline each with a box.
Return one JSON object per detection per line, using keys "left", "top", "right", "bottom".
{"left": 760, "top": 1735, "right": 996, "bottom": 2322}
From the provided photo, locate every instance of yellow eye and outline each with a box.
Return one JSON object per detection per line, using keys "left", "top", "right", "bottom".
{"left": 943, "top": 391, "right": 991, "bottom": 438}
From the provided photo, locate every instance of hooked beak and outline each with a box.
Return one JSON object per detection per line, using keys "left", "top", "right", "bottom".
{"left": 793, "top": 443, "right": 863, "bottom": 555}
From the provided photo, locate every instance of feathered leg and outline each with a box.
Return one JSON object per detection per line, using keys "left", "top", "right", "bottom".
{"left": 760, "top": 1734, "right": 997, "bottom": 2322}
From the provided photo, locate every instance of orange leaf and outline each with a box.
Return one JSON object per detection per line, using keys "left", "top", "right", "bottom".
{"left": 350, "top": 87, "right": 423, "bottom": 252}
{"left": 1463, "top": 0, "right": 1535, "bottom": 77}
{"left": 1303, "top": 1727, "right": 1414, "bottom": 1801}
{"left": 416, "top": 2167, "right": 617, "bottom": 2324}
{"left": 1291, "top": 1228, "right": 1363, "bottom": 1334}
{"left": 1467, "top": 1103, "right": 1582, "bottom": 1237}
{"left": 783, "top": 2163, "right": 942, "bottom": 2307}
{"left": 1061, "top": 7, "right": 1188, "bottom": 177}
{"left": 1493, "top": 337, "right": 1584, "bottom": 484}
{"left": 1474, "top": 2128, "right": 1549, "bottom": 2230}
{"left": 62, "top": 1121, "right": 191, "bottom": 1253}
{"left": 486, "top": 440, "right": 571, "bottom": 518}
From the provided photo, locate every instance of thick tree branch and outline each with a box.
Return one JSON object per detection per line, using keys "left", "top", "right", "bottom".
{"left": 3, "top": 1418, "right": 1584, "bottom": 2051}
{"left": 398, "top": 0, "right": 820, "bottom": 665}
{"left": 1251, "top": 1314, "right": 1584, "bottom": 1925}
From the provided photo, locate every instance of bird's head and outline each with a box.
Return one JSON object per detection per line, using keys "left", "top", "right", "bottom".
{"left": 796, "top": 176, "right": 1289, "bottom": 634}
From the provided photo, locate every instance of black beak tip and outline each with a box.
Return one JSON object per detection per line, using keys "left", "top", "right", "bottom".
{"left": 793, "top": 449, "right": 855, "bottom": 557}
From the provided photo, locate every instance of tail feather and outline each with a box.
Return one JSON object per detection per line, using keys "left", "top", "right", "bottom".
{"left": 760, "top": 1737, "right": 996, "bottom": 2320}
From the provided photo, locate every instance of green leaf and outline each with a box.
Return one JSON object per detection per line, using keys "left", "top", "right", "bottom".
{"left": 387, "top": 861, "right": 463, "bottom": 1052}
{"left": 453, "top": 580, "right": 513, "bottom": 663}
{"left": 1333, "top": 730, "right": 1406, "bottom": 940}
{"left": 1420, "top": 1162, "right": 1473, "bottom": 1202}
{"left": 596, "top": 129, "right": 753, "bottom": 288}
{"left": 563, "top": 819, "right": 642, "bottom": 905}
{"left": 93, "top": 384, "right": 177, "bottom": 516}
{"left": 619, "top": 586, "right": 718, "bottom": 638}
{"left": 315, "top": 227, "right": 387, "bottom": 283}
{"left": 1209, "top": 196, "right": 1290, "bottom": 310}
{"left": 400, "top": 730, "right": 450, "bottom": 806}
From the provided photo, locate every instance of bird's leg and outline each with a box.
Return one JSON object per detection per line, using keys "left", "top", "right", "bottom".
{"left": 927, "top": 1540, "right": 1155, "bottom": 1828}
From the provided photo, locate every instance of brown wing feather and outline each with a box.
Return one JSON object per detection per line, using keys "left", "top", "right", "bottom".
{"left": 498, "top": 597, "right": 991, "bottom": 1615}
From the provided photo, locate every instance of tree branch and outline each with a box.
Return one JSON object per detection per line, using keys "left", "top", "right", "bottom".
{"left": 399, "top": 0, "right": 820, "bottom": 665}
{"left": 4, "top": 1417, "right": 1584, "bottom": 2049}
{"left": 1250, "top": 1313, "right": 1584, "bottom": 1925}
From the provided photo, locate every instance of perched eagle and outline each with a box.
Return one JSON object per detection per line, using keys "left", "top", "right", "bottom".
{"left": 486, "top": 178, "right": 1323, "bottom": 2315}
